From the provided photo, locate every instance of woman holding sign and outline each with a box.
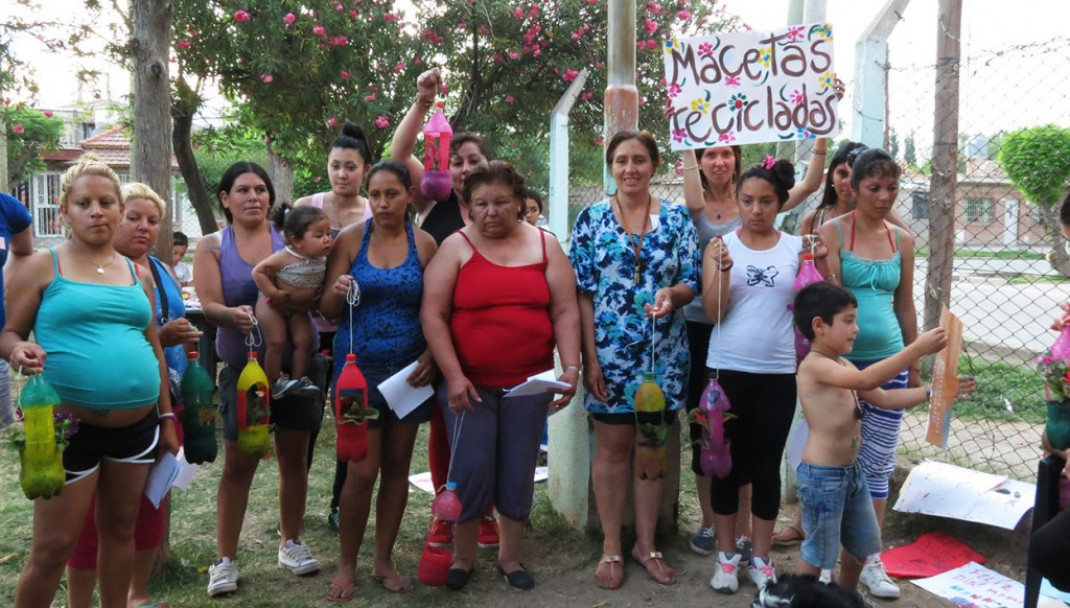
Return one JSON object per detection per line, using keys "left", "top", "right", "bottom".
{"left": 816, "top": 148, "right": 917, "bottom": 599}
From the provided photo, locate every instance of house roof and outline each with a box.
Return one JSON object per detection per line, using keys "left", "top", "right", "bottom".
{"left": 41, "top": 125, "right": 178, "bottom": 170}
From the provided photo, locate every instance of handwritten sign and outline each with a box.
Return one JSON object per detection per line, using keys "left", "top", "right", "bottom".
{"left": 912, "top": 562, "right": 1028, "bottom": 608}
{"left": 927, "top": 306, "right": 964, "bottom": 448}
{"left": 662, "top": 23, "right": 840, "bottom": 150}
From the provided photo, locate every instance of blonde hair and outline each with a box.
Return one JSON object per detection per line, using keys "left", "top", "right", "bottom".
{"left": 121, "top": 182, "right": 167, "bottom": 217}
{"left": 60, "top": 153, "right": 123, "bottom": 209}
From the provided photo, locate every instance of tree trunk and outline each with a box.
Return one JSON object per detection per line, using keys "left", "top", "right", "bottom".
{"left": 923, "top": 0, "right": 962, "bottom": 333}
{"left": 131, "top": 0, "right": 174, "bottom": 260}
{"left": 171, "top": 80, "right": 219, "bottom": 236}
{"left": 268, "top": 148, "right": 293, "bottom": 206}
{"left": 1040, "top": 203, "right": 1070, "bottom": 277}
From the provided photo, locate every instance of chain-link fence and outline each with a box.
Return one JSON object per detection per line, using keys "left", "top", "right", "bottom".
{"left": 885, "top": 35, "right": 1070, "bottom": 481}
{"left": 563, "top": 32, "right": 1070, "bottom": 482}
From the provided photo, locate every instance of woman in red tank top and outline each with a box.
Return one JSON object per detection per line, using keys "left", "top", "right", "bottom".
{"left": 422, "top": 161, "right": 581, "bottom": 591}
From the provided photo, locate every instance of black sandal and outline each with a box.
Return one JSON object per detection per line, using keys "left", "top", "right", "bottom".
{"left": 446, "top": 566, "right": 474, "bottom": 590}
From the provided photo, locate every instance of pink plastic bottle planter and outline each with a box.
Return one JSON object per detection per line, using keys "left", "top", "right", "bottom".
{"left": 790, "top": 252, "right": 825, "bottom": 359}
{"left": 431, "top": 481, "right": 463, "bottom": 523}
{"left": 421, "top": 102, "right": 454, "bottom": 201}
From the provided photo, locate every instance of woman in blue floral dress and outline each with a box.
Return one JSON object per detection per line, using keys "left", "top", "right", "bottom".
{"left": 570, "top": 130, "right": 699, "bottom": 590}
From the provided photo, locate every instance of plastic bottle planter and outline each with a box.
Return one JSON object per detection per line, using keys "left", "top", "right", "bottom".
{"left": 236, "top": 352, "right": 271, "bottom": 458}
{"left": 698, "top": 378, "right": 733, "bottom": 479}
{"left": 634, "top": 372, "right": 668, "bottom": 480}
{"left": 1047, "top": 400, "right": 1070, "bottom": 450}
{"left": 335, "top": 354, "right": 378, "bottom": 463}
{"left": 790, "top": 252, "right": 825, "bottom": 359}
{"left": 181, "top": 351, "right": 218, "bottom": 464}
{"left": 431, "top": 481, "right": 463, "bottom": 523}
{"left": 17, "top": 376, "right": 68, "bottom": 500}
{"left": 420, "top": 102, "right": 454, "bottom": 201}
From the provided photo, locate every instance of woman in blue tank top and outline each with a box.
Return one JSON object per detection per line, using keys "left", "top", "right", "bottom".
{"left": 817, "top": 149, "right": 918, "bottom": 599}
{"left": 320, "top": 160, "right": 439, "bottom": 599}
{"left": 0, "top": 155, "right": 176, "bottom": 607}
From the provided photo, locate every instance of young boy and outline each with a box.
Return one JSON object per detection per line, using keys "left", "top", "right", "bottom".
{"left": 792, "top": 282, "right": 975, "bottom": 589}
{"left": 172, "top": 231, "right": 192, "bottom": 286}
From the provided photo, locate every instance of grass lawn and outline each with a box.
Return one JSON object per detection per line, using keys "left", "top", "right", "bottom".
{"left": 1, "top": 418, "right": 680, "bottom": 607}
{"left": 954, "top": 355, "right": 1045, "bottom": 424}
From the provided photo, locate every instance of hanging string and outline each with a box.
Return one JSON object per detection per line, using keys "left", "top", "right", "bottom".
{"left": 444, "top": 410, "right": 465, "bottom": 487}
{"left": 244, "top": 314, "right": 262, "bottom": 349}
{"left": 714, "top": 236, "right": 727, "bottom": 381}
{"left": 346, "top": 277, "right": 361, "bottom": 356}
{"left": 649, "top": 307, "right": 657, "bottom": 376}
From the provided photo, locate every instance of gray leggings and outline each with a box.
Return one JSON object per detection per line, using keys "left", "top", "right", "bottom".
{"left": 438, "top": 381, "right": 551, "bottom": 523}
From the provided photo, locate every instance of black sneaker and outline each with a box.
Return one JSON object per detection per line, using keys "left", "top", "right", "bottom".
{"left": 327, "top": 508, "right": 340, "bottom": 534}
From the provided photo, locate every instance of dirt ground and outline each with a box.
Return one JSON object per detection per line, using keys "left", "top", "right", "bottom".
{"left": 447, "top": 497, "right": 1023, "bottom": 608}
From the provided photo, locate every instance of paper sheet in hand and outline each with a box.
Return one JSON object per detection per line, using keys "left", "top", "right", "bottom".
{"left": 893, "top": 460, "right": 1035, "bottom": 530}
{"left": 171, "top": 447, "right": 200, "bottom": 490}
{"left": 377, "top": 361, "right": 434, "bottom": 419}
{"left": 913, "top": 562, "right": 1029, "bottom": 608}
{"left": 144, "top": 452, "right": 181, "bottom": 508}
{"left": 505, "top": 370, "right": 570, "bottom": 398}
{"left": 408, "top": 466, "right": 549, "bottom": 494}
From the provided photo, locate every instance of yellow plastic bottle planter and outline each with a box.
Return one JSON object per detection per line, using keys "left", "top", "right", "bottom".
{"left": 236, "top": 352, "right": 271, "bottom": 458}
{"left": 17, "top": 376, "right": 67, "bottom": 500}
{"left": 634, "top": 372, "right": 668, "bottom": 481}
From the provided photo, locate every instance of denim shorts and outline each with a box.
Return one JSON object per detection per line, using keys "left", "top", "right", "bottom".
{"left": 797, "top": 462, "right": 883, "bottom": 569}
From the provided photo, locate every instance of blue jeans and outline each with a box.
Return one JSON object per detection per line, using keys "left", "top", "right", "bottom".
{"left": 797, "top": 462, "right": 883, "bottom": 569}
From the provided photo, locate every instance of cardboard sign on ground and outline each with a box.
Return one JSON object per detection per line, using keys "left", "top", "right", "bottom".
{"left": 881, "top": 531, "right": 985, "bottom": 578}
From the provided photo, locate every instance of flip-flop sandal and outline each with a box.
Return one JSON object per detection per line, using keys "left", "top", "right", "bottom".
{"left": 594, "top": 554, "right": 623, "bottom": 590}
{"left": 631, "top": 548, "right": 675, "bottom": 585}
{"left": 135, "top": 602, "right": 169, "bottom": 608}
{"left": 326, "top": 580, "right": 357, "bottom": 603}
{"left": 372, "top": 571, "right": 414, "bottom": 593}
{"left": 772, "top": 524, "right": 806, "bottom": 547}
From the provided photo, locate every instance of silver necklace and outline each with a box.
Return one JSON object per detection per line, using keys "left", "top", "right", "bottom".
{"left": 86, "top": 251, "right": 117, "bottom": 275}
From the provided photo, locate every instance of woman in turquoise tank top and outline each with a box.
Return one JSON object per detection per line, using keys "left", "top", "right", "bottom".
{"left": 0, "top": 155, "right": 177, "bottom": 608}
{"left": 816, "top": 149, "right": 918, "bottom": 598}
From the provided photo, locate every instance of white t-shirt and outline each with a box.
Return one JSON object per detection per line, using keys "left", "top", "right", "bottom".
{"left": 706, "top": 231, "right": 802, "bottom": 374}
{"left": 174, "top": 260, "right": 192, "bottom": 284}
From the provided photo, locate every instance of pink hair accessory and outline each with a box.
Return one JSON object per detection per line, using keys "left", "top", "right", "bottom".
{"left": 762, "top": 155, "right": 776, "bottom": 170}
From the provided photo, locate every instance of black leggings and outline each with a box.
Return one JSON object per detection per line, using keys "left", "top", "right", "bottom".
{"left": 685, "top": 321, "right": 713, "bottom": 476}
{"left": 708, "top": 369, "right": 796, "bottom": 521}
{"left": 1030, "top": 506, "right": 1070, "bottom": 591}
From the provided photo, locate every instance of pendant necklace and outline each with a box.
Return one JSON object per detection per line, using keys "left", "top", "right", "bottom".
{"left": 87, "top": 251, "right": 117, "bottom": 275}
{"left": 811, "top": 348, "right": 865, "bottom": 421}
{"left": 615, "top": 194, "right": 653, "bottom": 285}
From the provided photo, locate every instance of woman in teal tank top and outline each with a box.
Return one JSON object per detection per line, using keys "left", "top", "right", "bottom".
{"left": 0, "top": 155, "right": 177, "bottom": 607}
{"left": 816, "top": 149, "right": 918, "bottom": 598}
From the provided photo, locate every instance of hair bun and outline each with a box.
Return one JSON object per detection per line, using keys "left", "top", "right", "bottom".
{"left": 342, "top": 122, "right": 366, "bottom": 141}
{"left": 773, "top": 159, "right": 796, "bottom": 191}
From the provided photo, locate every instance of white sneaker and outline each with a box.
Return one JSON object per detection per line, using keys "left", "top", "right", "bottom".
{"left": 271, "top": 374, "right": 299, "bottom": 399}
{"left": 278, "top": 539, "right": 320, "bottom": 576}
{"left": 819, "top": 568, "right": 832, "bottom": 584}
{"left": 747, "top": 556, "right": 778, "bottom": 589}
{"left": 860, "top": 559, "right": 900, "bottom": 599}
{"left": 710, "top": 551, "right": 741, "bottom": 594}
{"left": 295, "top": 376, "right": 321, "bottom": 397}
{"left": 207, "top": 557, "right": 238, "bottom": 596}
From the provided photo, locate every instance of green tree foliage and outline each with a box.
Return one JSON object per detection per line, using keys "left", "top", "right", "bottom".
{"left": 1000, "top": 125, "right": 1070, "bottom": 276}
{"left": 172, "top": 0, "right": 736, "bottom": 190}
{"left": 904, "top": 131, "right": 916, "bottom": 166}
{"left": 3, "top": 104, "right": 64, "bottom": 189}
{"left": 1000, "top": 125, "right": 1070, "bottom": 207}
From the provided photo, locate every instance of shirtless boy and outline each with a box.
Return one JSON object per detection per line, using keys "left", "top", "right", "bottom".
{"left": 792, "top": 282, "right": 975, "bottom": 589}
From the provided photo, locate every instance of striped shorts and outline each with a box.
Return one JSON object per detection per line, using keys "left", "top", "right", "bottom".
{"left": 854, "top": 362, "right": 909, "bottom": 500}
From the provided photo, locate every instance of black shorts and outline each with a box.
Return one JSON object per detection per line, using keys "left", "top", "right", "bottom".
{"left": 63, "top": 412, "right": 159, "bottom": 483}
{"left": 220, "top": 354, "right": 328, "bottom": 440}
{"left": 590, "top": 410, "right": 679, "bottom": 426}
